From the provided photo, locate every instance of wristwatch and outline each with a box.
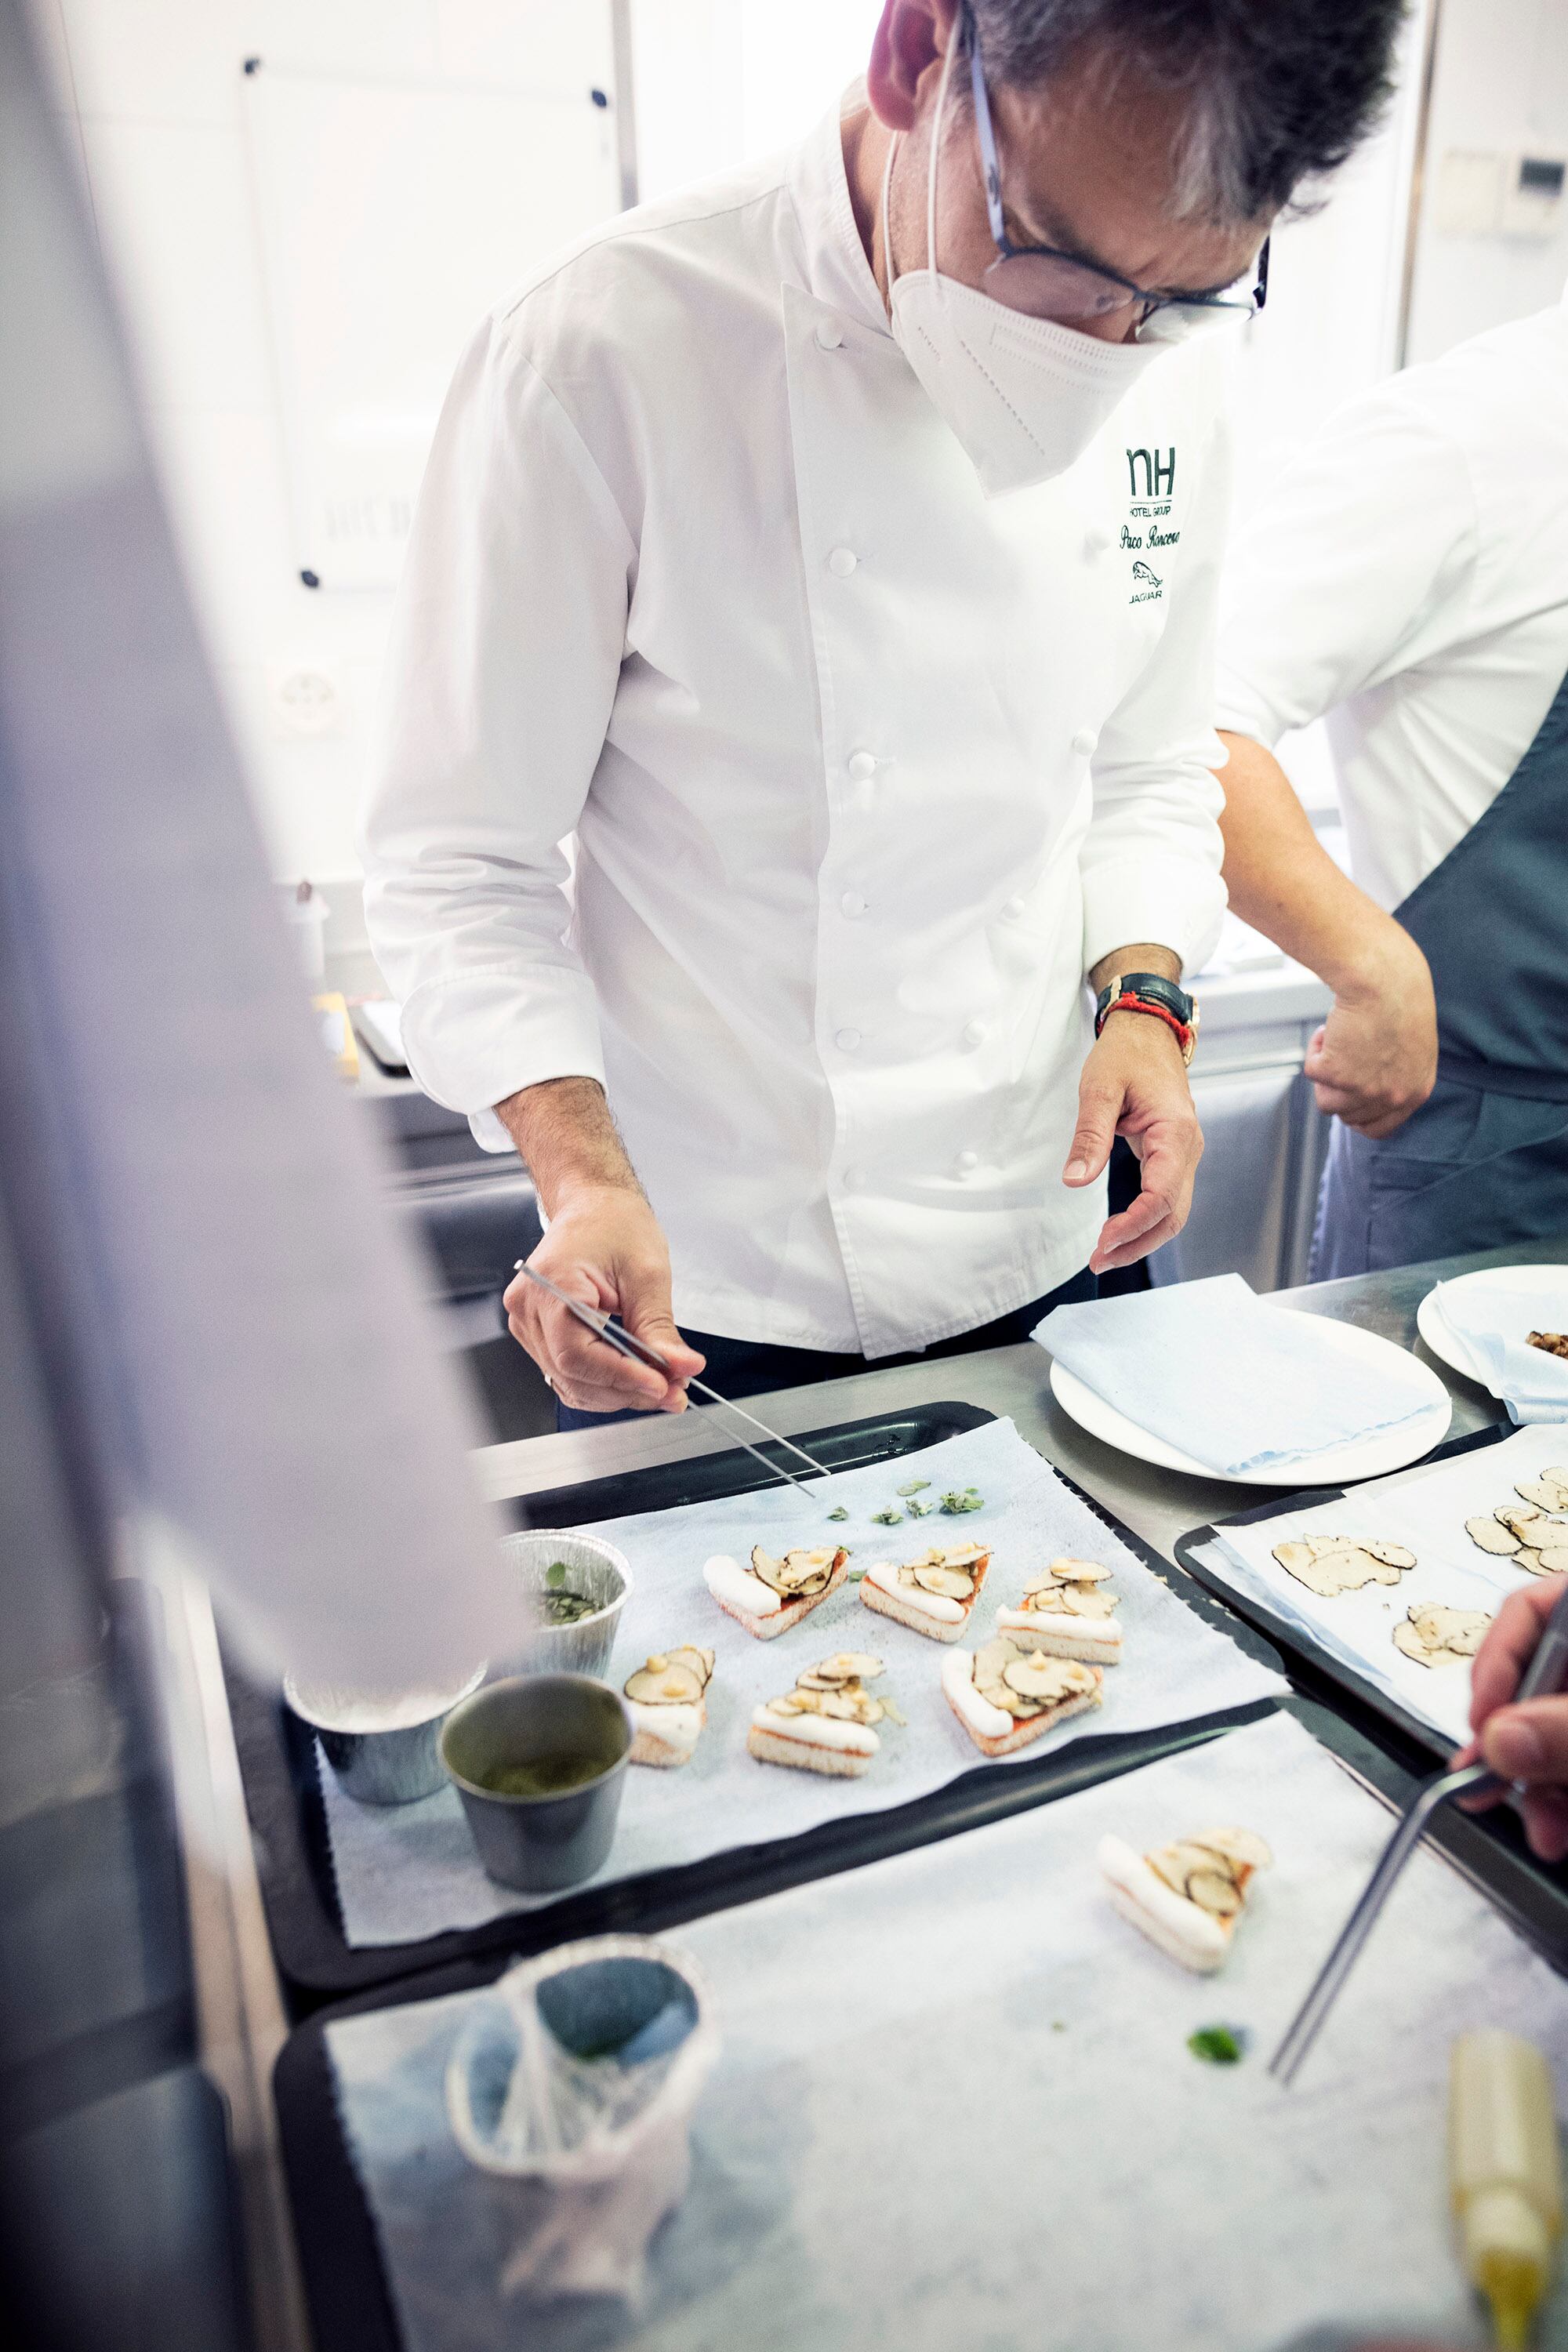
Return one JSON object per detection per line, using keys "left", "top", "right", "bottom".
{"left": 1094, "top": 972, "right": 1199, "bottom": 1065}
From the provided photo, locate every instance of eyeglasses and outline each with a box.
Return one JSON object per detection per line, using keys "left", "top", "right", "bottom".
{"left": 964, "top": 4, "right": 1269, "bottom": 334}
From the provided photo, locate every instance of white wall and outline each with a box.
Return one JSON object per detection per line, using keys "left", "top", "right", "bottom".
{"left": 1406, "top": 0, "right": 1568, "bottom": 364}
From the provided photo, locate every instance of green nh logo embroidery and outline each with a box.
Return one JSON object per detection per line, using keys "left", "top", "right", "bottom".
{"left": 1126, "top": 447, "right": 1175, "bottom": 499}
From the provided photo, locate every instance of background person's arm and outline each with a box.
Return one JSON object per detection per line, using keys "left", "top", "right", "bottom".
{"left": 1218, "top": 730, "right": 1436, "bottom": 1138}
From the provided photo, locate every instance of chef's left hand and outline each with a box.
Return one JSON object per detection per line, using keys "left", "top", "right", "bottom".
{"left": 1064, "top": 1011, "right": 1202, "bottom": 1275}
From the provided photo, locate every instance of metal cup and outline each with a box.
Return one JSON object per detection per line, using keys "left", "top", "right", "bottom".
{"left": 441, "top": 1674, "right": 633, "bottom": 1893}
{"left": 495, "top": 1530, "right": 632, "bottom": 1682}
{"left": 284, "top": 1667, "right": 487, "bottom": 1806}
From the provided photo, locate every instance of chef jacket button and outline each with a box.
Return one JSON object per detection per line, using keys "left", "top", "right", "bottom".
{"left": 835, "top": 1026, "right": 861, "bottom": 1052}
{"left": 840, "top": 890, "right": 867, "bottom": 919}
{"left": 1083, "top": 524, "right": 1111, "bottom": 557}
{"left": 1072, "top": 727, "right": 1098, "bottom": 757}
{"left": 828, "top": 546, "right": 858, "bottom": 578}
{"left": 956, "top": 1149, "right": 980, "bottom": 1174}
{"left": 847, "top": 749, "right": 877, "bottom": 782}
{"left": 815, "top": 321, "right": 844, "bottom": 350}
{"left": 963, "top": 1018, "right": 986, "bottom": 1047}
{"left": 1002, "top": 895, "right": 1025, "bottom": 920}
{"left": 842, "top": 1164, "right": 865, "bottom": 1192}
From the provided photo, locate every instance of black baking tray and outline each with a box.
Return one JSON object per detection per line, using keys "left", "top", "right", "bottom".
{"left": 1174, "top": 1422, "right": 1514, "bottom": 1772}
{"left": 1174, "top": 1420, "right": 1568, "bottom": 1905}
{"left": 272, "top": 1691, "right": 1526, "bottom": 2352}
{"left": 228, "top": 1398, "right": 1283, "bottom": 2006}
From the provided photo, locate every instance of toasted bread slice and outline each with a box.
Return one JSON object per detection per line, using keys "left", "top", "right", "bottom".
{"left": 1098, "top": 1828, "right": 1270, "bottom": 1975}
{"left": 941, "top": 1646, "right": 1102, "bottom": 1756}
{"left": 703, "top": 1550, "right": 848, "bottom": 1640}
{"left": 858, "top": 1542, "right": 990, "bottom": 1645}
{"left": 746, "top": 1706, "right": 877, "bottom": 1778}
{"left": 626, "top": 1699, "right": 706, "bottom": 1768}
{"left": 996, "top": 1606, "right": 1123, "bottom": 1665}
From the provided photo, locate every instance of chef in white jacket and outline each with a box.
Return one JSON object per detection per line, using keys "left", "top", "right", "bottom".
{"left": 363, "top": 0, "right": 1402, "bottom": 1422}
{"left": 1217, "top": 285, "right": 1568, "bottom": 1278}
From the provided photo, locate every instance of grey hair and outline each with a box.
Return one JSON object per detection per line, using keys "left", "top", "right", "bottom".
{"left": 964, "top": 0, "right": 1406, "bottom": 226}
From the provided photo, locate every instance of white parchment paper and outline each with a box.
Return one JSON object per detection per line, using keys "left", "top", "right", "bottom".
{"left": 326, "top": 1711, "right": 1568, "bottom": 2352}
{"left": 1200, "top": 1425, "right": 1568, "bottom": 1748}
{"left": 318, "top": 1421, "right": 1283, "bottom": 1944}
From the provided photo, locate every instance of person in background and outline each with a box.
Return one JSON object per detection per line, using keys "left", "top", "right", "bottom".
{"left": 363, "top": 0, "right": 1401, "bottom": 1425}
{"left": 1215, "top": 286, "right": 1568, "bottom": 1280}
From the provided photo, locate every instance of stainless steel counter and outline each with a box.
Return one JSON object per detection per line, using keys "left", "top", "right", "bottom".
{"left": 475, "top": 1238, "right": 1568, "bottom": 1560}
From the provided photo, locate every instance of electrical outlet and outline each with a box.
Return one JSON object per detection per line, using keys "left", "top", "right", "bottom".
{"left": 266, "top": 661, "right": 347, "bottom": 739}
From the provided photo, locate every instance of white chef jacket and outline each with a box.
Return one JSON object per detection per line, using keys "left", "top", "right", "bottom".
{"left": 1217, "top": 285, "right": 1568, "bottom": 914}
{"left": 362, "top": 97, "right": 1229, "bottom": 1358}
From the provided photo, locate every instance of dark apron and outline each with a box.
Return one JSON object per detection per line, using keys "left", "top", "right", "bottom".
{"left": 1311, "top": 660, "right": 1568, "bottom": 1281}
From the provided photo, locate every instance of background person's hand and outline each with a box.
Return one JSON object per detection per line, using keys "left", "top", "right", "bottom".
{"left": 1064, "top": 1011, "right": 1203, "bottom": 1276}
{"left": 1450, "top": 1575, "right": 1568, "bottom": 1862}
{"left": 502, "top": 1185, "right": 705, "bottom": 1416}
{"left": 1303, "top": 928, "right": 1437, "bottom": 1140}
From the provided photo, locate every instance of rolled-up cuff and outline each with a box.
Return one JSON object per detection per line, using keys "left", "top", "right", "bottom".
{"left": 1080, "top": 859, "right": 1227, "bottom": 981}
{"left": 397, "top": 966, "right": 606, "bottom": 1134}
{"left": 1213, "top": 678, "right": 1287, "bottom": 753}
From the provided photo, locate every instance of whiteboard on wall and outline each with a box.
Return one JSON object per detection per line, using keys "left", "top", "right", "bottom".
{"left": 241, "top": 60, "right": 622, "bottom": 590}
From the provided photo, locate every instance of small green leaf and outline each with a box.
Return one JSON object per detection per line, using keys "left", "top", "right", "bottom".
{"left": 1187, "top": 2025, "right": 1246, "bottom": 2066}
{"left": 545, "top": 1561, "right": 567, "bottom": 1588}
{"left": 907, "top": 1497, "right": 935, "bottom": 1518}
{"left": 870, "top": 1507, "right": 903, "bottom": 1526}
{"left": 847, "top": 1565, "right": 867, "bottom": 1581}
{"left": 938, "top": 1489, "right": 984, "bottom": 1515}
{"left": 895, "top": 1479, "right": 931, "bottom": 1497}
{"left": 826, "top": 1506, "right": 849, "bottom": 1522}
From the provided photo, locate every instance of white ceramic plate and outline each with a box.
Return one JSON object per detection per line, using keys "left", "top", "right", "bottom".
{"left": 1415, "top": 1263, "right": 1568, "bottom": 1391}
{"left": 1048, "top": 1306, "right": 1452, "bottom": 1486}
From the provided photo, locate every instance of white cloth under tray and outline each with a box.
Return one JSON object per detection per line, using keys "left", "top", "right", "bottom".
{"left": 317, "top": 1420, "right": 1283, "bottom": 1945}
{"left": 1197, "top": 1423, "right": 1568, "bottom": 1749}
{"left": 1036, "top": 1272, "right": 1436, "bottom": 1477}
{"left": 325, "top": 1710, "right": 1568, "bottom": 2352}
{"left": 1432, "top": 1269, "right": 1568, "bottom": 1424}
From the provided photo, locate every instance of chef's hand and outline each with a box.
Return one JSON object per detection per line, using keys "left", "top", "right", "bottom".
{"left": 1064, "top": 1010, "right": 1202, "bottom": 1276}
{"left": 502, "top": 1186, "right": 706, "bottom": 1415}
{"left": 1302, "top": 927, "right": 1437, "bottom": 1141}
{"left": 494, "top": 1077, "right": 704, "bottom": 1416}
{"left": 1450, "top": 1576, "right": 1568, "bottom": 1862}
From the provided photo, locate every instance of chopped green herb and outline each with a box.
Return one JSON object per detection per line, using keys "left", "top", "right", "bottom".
{"left": 870, "top": 1507, "right": 903, "bottom": 1526}
{"left": 545, "top": 1561, "right": 567, "bottom": 1589}
{"left": 826, "top": 1506, "right": 849, "bottom": 1523}
{"left": 939, "top": 1487, "right": 985, "bottom": 1515}
{"left": 847, "top": 1566, "right": 867, "bottom": 1581}
{"left": 1187, "top": 2025, "right": 1246, "bottom": 2066}
{"left": 907, "top": 1497, "right": 935, "bottom": 1518}
{"left": 896, "top": 1479, "right": 931, "bottom": 1497}
{"left": 1052, "top": 2021, "right": 1067, "bottom": 2034}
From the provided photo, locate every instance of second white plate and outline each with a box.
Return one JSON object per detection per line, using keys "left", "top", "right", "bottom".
{"left": 1048, "top": 1306, "right": 1452, "bottom": 1486}
{"left": 1415, "top": 1262, "right": 1568, "bottom": 1392}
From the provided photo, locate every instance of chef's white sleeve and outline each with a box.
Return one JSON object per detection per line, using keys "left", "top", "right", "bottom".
{"left": 1214, "top": 392, "right": 1476, "bottom": 747}
{"left": 1078, "top": 410, "right": 1229, "bottom": 980}
{"left": 360, "top": 314, "right": 633, "bottom": 1150}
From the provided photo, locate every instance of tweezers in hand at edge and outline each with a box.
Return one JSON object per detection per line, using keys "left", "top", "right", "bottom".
{"left": 514, "top": 1261, "right": 830, "bottom": 1491}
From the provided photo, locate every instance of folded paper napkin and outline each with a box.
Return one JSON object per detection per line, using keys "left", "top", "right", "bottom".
{"left": 1432, "top": 1272, "right": 1568, "bottom": 1425}
{"left": 1035, "top": 1272, "right": 1436, "bottom": 1479}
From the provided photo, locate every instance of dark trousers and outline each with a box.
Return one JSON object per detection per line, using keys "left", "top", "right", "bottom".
{"left": 554, "top": 1265, "right": 1095, "bottom": 1432}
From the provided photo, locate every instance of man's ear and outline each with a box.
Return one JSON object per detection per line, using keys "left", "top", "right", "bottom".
{"left": 867, "top": 0, "right": 961, "bottom": 132}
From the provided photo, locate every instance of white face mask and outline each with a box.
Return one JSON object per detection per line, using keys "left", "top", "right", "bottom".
{"left": 884, "top": 34, "right": 1161, "bottom": 499}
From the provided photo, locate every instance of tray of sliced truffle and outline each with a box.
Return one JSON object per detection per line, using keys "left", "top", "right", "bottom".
{"left": 225, "top": 1402, "right": 1285, "bottom": 2005}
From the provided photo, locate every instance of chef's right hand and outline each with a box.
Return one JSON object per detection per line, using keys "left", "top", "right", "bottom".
{"left": 502, "top": 1187, "right": 706, "bottom": 1415}
{"left": 1303, "top": 926, "right": 1436, "bottom": 1141}
{"left": 1450, "top": 1577, "right": 1568, "bottom": 1862}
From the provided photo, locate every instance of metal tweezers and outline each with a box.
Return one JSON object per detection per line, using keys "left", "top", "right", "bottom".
{"left": 1272, "top": 1581, "right": 1568, "bottom": 2085}
{"left": 513, "top": 1261, "right": 829, "bottom": 1494}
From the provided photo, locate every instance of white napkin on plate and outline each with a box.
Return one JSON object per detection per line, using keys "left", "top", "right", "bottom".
{"left": 1036, "top": 1272, "right": 1436, "bottom": 1479}
{"left": 1431, "top": 1269, "right": 1568, "bottom": 1424}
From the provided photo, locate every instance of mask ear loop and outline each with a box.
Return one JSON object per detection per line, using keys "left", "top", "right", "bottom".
{"left": 882, "top": 19, "right": 960, "bottom": 303}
